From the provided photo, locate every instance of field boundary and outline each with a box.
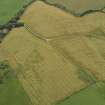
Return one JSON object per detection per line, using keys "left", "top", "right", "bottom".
{"left": 54, "top": 80, "right": 104, "bottom": 105}
{"left": 40, "top": 0, "right": 105, "bottom": 17}
{"left": 0, "top": 0, "right": 36, "bottom": 42}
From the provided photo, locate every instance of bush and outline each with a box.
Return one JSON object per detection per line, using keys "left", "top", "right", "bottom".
{"left": 0, "top": 60, "right": 11, "bottom": 83}
{"left": 78, "top": 69, "right": 96, "bottom": 84}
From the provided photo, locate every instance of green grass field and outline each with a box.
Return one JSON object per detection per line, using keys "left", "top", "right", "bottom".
{"left": 45, "top": 0, "right": 105, "bottom": 15}
{"left": 0, "top": 0, "right": 32, "bottom": 25}
{"left": 0, "top": 60, "right": 32, "bottom": 105}
{"left": 56, "top": 81, "right": 105, "bottom": 105}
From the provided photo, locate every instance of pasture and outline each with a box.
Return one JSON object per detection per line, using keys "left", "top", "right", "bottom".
{"left": 0, "top": 0, "right": 32, "bottom": 25}
{"left": 0, "top": 60, "right": 32, "bottom": 105}
{"left": 45, "top": 0, "right": 105, "bottom": 16}
{"left": 56, "top": 81, "right": 105, "bottom": 105}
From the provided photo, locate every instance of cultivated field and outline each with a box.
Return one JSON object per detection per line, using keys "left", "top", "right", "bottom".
{"left": 49, "top": 35, "right": 105, "bottom": 80}
{"left": 20, "top": 1, "right": 105, "bottom": 81}
{"left": 0, "top": 27, "right": 90, "bottom": 105}
{"left": 21, "top": 1, "right": 105, "bottom": 40}
{"left": 0, "top": 0, "right": 32, "bottom": 25}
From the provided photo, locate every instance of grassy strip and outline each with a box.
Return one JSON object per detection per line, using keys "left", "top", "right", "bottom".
{"left": 0, "top": 60, "right": 32, "bottom": 105}
{"left": 55, "top": 81, "right": 105, "bottom": 105}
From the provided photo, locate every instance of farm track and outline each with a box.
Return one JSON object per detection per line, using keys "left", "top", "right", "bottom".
{"left": 24, "top": 24, "right": 46, "bottom": 42}
{"left": 24, "top": 24, "right": 96, "bottom": 41}
{"left": 24, "top": 24, "right": 83, "bottom": 40}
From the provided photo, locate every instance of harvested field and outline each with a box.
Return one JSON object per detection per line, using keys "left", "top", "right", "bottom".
{"left": 0, "top": 27, "right": 89, "bottom": 105}
{"left": 21, "top": 1, "right": 105, "bottom": 40}
{"left": 49, "top": 35, "right": 105, "bottom": 80}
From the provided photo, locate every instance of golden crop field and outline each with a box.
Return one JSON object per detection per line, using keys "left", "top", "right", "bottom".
{"left": 20, "top": 1, "right": 105, "bottom": 81}
{"left": 0, "top": 27, "right": 89, "bottom": 105}
{"left": 21, "top": 1, "right": 105, "bottom": 40}
{"left": 49, "top": 35, "right": 105, "bottom": 80}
